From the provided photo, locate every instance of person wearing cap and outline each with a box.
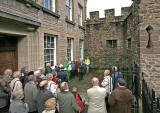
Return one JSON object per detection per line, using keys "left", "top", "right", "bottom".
{"left": 108, "top": 78, "right": 133, "bottom": 113}
{"left": 0, "top": 75, "right": 9, "bottom": 112}
{"left": 36, "top": 80, "right": 54, "bottom": 113}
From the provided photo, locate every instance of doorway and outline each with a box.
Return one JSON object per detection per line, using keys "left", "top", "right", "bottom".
{"left": 0, "top": 35, "right": 18, "bottom": 75}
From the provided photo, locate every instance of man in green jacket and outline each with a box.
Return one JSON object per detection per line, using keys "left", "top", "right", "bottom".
{"left": 85, "top": 56, "right": 90, "bottom": 74}
{"left": 57, "top": 82, "right": 81, "bottom": 113}
{"left": 64, "top": 58, "right": 70, "bottom": 82}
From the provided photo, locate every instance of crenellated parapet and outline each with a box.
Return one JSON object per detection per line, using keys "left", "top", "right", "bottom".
{"left": 121, "top": 7, "right": 130, "bottom": 17}
{"left": 89, "top": 11, "right": 99, "bottom": 21}
{"left": 105, "top": 9, "right": 114, "bottom": 18}
{"left": 88, "top": 7, "right": 131, "bottom": 23}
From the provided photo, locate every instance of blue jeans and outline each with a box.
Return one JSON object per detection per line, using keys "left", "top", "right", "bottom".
{"left": 86, "top": 65, "right": 89, "bottom": 73}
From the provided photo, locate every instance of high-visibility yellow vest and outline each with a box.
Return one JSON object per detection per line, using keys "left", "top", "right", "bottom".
{"left": 85, "top": 58, "right": 90, "bottom": 65}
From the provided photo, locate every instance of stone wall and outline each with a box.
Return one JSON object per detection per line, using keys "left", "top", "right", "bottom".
{"left": 0, "top": 0, "right": 86, "bottom": 71}
{"left": 85, "top": 7, "right": 130, "bottom": 69}
{"left": 139, "top": 0, "right": 160, "bottom": 96}
{"left": 86, "top": 0, "right": 160, "bottom": 96}
{"left": 123, "top": 1, "right": 140, "bottom": 68}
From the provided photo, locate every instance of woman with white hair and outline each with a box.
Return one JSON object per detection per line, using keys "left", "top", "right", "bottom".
{"left": 10, "top": 71, "right": 23, "bottom": 102}
{"left": 9, "top": 90, "right": 29, "bottom": 113}
{"left": 101, "top": 69, "right": 113, "bottom": 113}
{"left": 46, "top": 73, "right": 57, "bottom": 96}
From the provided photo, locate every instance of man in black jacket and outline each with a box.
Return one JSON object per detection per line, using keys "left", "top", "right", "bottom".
{"left": 57, "top": 65, "right": 68, "bottom": 82}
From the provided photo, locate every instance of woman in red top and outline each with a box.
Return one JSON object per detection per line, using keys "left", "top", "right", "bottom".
{"left": 74, "top": 61, "right": 79, "bottom": 77}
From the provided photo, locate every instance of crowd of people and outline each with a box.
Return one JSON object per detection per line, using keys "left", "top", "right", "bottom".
{"left": 0, "top": 56, "right": 134, "bottom": 113}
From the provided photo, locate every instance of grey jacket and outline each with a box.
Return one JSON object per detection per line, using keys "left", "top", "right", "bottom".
{"left": 1, "top": 75, "right": 11, "bottom": 94}
{"left": 0, "top": 84, "right": 8, "bottom": 108}
{"left": 24, "top": 81, "right": 38, "bottom": 112}
{"left": 9, "top": 100, "right": 29, "bottom": 113}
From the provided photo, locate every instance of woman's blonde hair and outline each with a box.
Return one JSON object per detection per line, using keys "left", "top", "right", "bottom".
{"left": 104, "top": 70, "right": 110, "bottom": 76}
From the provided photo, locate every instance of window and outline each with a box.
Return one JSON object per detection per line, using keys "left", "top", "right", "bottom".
{"left": 44, "top": 34, "right": 56, "bottom": 67}
{"left": 106, "top": 40, "right": 117, "bottom": 48}
{"left": 67, "top": 38, "right": 73, "bottom": 61}
{"left": 66, "top": 0, "right": 72, "bottom": 21}
{"left": 79, "top": 40, "right": 84, "bottom": 59}
{"left": 43, "top": 0, "right": 56, "bottom": 12}
{"left": 127, "top": 38, "right": 131, "bottom": 48}
{"left": 78, "top": 5, "right": 83, "bottom": 26}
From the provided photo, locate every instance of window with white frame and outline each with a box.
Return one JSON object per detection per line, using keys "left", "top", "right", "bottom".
{"left": 66, "top": 0, "right": 72, "bottom": 21}
{"left": 44, "top": 34, "right": 56, "bottom": 67}
{"left": 80, "top": 40, "right": 84, "bottom": 59}
{"left": 43, "top": 0, "right": 56, "bottom": 12}
{"left": 67, "top": 38, "right": 73, "bottom": 61}
{"left": 78, "top": 5, "right": 83, "bottom": 26}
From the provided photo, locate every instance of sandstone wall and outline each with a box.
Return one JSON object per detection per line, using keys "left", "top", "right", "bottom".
{"left": 0, "top": 0, "right": 86, "bottom": 71}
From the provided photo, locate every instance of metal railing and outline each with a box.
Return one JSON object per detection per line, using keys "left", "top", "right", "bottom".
{"left": 142, "top": 72, "right": 160, "bottom": 113}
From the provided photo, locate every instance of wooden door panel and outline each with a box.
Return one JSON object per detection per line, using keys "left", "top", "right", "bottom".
{"left": 0, "top": 51, "right": 17, "bottom": 75}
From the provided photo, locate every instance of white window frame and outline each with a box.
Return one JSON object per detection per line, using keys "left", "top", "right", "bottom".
{"left": 66, "top": 0, "right": 72, "bottom": 21}
{"left": 78, "top": 5, "right": 83, "bottom": 26}
{"left": 80, "top": 40, "right": 84, "bottom": 59}
{"left": 43, "top": 0, "right": 56, "bottom": 12}
{"left": 67, "top": 38, "right": 73, "bottom": 61}
{"left": 44, "top": 34, "right": 57, "bottom": 68}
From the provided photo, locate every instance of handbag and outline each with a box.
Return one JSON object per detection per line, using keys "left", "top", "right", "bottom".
{"left": 75, "top": 93, "right": 84, "bottom": 112}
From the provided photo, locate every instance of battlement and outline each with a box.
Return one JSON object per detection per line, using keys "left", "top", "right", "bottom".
{"left": 89, "top": 11, "right": 99, "bottom": 21}
{"left": 89, "top": 7, "right": 131, "bottom": 23}
{"left": 121, "top": 7, "right": 130, "bottom": 17}
{"left": 105, "top": 9, "right": 114, "bottom": 18}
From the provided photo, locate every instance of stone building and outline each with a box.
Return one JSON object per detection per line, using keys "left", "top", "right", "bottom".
{"left": 0, "top": 0, "right": 87, "bottom": 74}
{"left": 85, "top": 0, "right": 160, "bottom": 95}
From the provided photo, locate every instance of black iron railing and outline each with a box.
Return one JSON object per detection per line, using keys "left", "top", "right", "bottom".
{"left": 142, "top": 72, "right": 160, "bottom": 113}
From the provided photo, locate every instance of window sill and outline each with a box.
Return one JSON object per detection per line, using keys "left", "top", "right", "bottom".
{"left": 42, "top": 8, "right": 60, "bottom": 18}
{"left": 65, "top": 19, "right": 75, "bottom": 26}
{"left": 78, "top": 25, "right": 85, "bottom": 30}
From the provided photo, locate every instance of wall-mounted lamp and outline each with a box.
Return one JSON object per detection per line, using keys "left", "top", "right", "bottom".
{"left": 146, "top": 25, "right": 153, "bottom": 48}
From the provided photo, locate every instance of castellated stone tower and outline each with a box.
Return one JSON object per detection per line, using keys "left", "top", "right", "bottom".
{"left": 85, "top": 0, "right": 160, "bottom": 96}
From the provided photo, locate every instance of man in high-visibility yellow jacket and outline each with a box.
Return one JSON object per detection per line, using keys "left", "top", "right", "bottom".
{"left": 85, "top": 56, "right": 90, "bottom": 74}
